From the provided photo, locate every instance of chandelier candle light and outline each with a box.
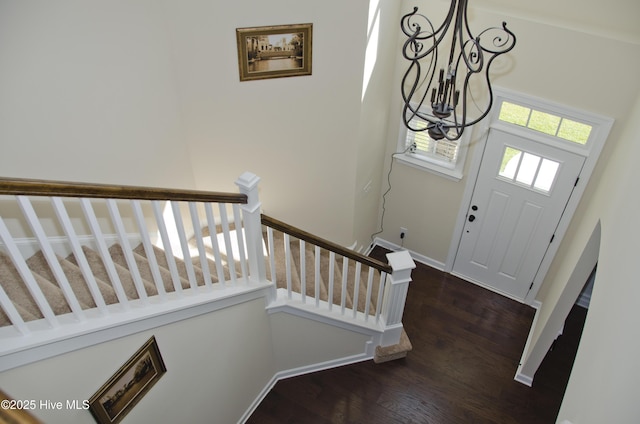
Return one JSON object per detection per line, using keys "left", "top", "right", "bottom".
{"left": 400, "top": 1, "right": 516, "bottom": 140}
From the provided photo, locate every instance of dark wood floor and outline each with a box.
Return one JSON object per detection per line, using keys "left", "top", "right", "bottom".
{"left": 247, "top": 247, "right": 586, "bottom": 424}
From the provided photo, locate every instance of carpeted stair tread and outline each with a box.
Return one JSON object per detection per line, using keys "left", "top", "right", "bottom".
{"left": 288, "top": 238, "right": 330, "bottom": 300}
{"left": 131, "top": 244, "right": 189, "bottom": 292}
{"left": 108, "top": 244, "right": 160, "bottom": 296}
{"left": 25, "top": 250, "right": 113, "bottom": 309}
{"left": 268, "top": 229, "right": 381, "bottom": 312}
{"left": 374, "top": 329, "right": 413, "bottom": 363}
{"left": 266, "top": 230, "right": 304, "bottom": 295}
{"left": 0, "top": 252, "right": 78, "bottom": 321}
{"left": 0, "top": 301, "right": 38, "bottom": 327}
{"left": 190, "top": 256, "right": 223, "bottom": 284}
{"left": 195, "top": 226, "right": 243, "bottom": 278}
{"left": 67, "top": 246, "right": 146, "bottom": 301}
{"left": 133, "top": 244, "right": 203, "bottom": 290}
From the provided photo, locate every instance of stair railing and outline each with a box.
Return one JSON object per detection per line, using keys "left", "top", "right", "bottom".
{"left": 0, "top": 171, "right": 413, "bottom": 355}
{"left": 0, "top": 174, "right": 266, "bottom": 336}
{"left": 262, "top": 213, "right": 415, "bottom": 343}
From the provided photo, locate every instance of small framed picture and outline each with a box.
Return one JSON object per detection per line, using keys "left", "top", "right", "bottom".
{"left": 236, "top": 23, "right": 312, "bottom": 81}
{"left": 89, "top": 336, "right": 166, "bottom": 424}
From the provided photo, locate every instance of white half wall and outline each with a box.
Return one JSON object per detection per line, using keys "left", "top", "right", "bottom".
{"left": 0, "top": 298, "right": 275, "bottom": 424}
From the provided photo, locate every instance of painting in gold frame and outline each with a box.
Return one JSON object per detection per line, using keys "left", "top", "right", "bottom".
{"left": 88, "top": 336, "right": 166, "bottom": 424}
{"left": 236, "top": 23, "right": 312, "bottom": 81}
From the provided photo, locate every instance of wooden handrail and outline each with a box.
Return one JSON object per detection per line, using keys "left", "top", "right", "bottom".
{"left": 0, "top": 177, "right": 247, "bottom": 204}
{"left": 261, "top": 214, "right": 393, "bottom": 274}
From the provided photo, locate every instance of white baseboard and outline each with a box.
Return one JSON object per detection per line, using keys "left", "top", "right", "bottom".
{"left": 514, "top": 301, "right": 542, "bottom": 387}
{"left": 238, "top": 351, "right": 372, "bottom": 424}
{"left": 372, "top": 237, "right": 445, "bottom": 270}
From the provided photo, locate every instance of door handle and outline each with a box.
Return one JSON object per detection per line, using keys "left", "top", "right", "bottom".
{"left": 468, "top": 214, "right": 476, "bottom": 222}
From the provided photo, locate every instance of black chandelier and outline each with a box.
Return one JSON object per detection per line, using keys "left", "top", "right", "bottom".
{"left": 400, "top": 2, "right": 516, "bottom": 141}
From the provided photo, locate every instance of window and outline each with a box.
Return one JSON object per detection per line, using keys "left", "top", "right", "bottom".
{"left": 397, "top": 113, "right": 469, "bottom": 181}
{"left": 498, "top": 146, "right": 560, "bottom": 194}
{"left": 498, "top": 101, "right": 593, "bottom": 145}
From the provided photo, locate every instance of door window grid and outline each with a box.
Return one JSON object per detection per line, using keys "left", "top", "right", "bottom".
{"left": 498, "top": 147, "right": 560, "bottom": 193}
{"left": 498, "top": 102, "right": 593, "bottom": 145}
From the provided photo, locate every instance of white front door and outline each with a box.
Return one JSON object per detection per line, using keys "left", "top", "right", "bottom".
{"left": 453, "top": 128, "right": 585, "bottom": 300}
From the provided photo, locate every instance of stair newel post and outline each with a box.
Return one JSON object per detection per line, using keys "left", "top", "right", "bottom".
{"left": 379, "top": 250, "right": 415, "bottom": 347}
{"left": 235, "top": 172, "right": 267, "bottom": 285}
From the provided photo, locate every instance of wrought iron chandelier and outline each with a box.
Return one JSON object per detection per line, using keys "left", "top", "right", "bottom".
{"left": 400, "top": 2, "right": 516, "bottom": 141}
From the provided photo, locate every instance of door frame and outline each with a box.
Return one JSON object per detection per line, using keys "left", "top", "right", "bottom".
{"left": 444, "top": 88, "right": 614, "bottom": 305}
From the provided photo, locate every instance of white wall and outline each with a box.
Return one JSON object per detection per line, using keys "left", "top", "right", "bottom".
{"left": 0, "top": 298, "right": 276, "bottom": 424}
{"left": 0, "top": 1, "right": 195, "bottom": 189}
{"left": 352, "top": 0, "right": 403, "bottom": 250}
{"left": 377, "top": 0, "right": 640, "bottom": 266}
{"left": 556, "top": 92, "right": 640, "bottom": 424}
{"left": 270, "top": 312, "right": 371, "bottom": 372}
{"left": 1, "top": 0, "right": 392, "bottom": 249}
{"left": 162, "top": 0, "right": 389, "bottom": 247}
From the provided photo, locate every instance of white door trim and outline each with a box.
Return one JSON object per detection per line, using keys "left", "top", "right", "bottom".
{"left": 445, "top": 88, "right": 614, "bottom": 305}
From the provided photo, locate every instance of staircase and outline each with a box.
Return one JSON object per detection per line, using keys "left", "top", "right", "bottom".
{"left": 0, "top": 173, "right": 414, "bottom": 373}
{"left": 0, "top": 242, "right": 229, "bottom": 327}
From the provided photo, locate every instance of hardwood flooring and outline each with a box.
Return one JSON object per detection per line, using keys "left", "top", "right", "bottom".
{"left": 247, "top": 247, "right": 586, "bottom": 424}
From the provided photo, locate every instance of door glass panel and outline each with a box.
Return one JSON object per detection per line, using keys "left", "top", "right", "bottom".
{"left": 499, "top": 147, "right": 521, "bottom": 179}
{"left": 498, "top": 146, "right": 560, "bottom": 194}
{"left": 515, "top": 152, "right": 541, "bottom": 185}
{"left": 533, "top": 159, "right": 560, "bottom": 192}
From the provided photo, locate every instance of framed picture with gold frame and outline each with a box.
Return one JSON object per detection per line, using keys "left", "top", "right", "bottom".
{"left": 88, "top": 336, "right": 166, "bottom": 424}
{"left": 236, "top": 23, "right": 312, "bottom": 81}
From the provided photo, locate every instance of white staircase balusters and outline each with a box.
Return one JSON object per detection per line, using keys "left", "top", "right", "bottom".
{"left": 52, "top": 197, "right": 109, "bottom": 314}
{"left": 375, "top": 272, "right": 387, "bottom": 324}
{"left": 0, "top": 173, "right": 416, "bottom": 373}
{"left": 170, "top": 201, "right": 199, "bottom": 291}
{"left": 299, "top": 239, "right": 306, "bottom": 302}
{"left": 284, "top": 233, "right": 292, "bottom": 299}
{"left": 218, "top": 204, "right": 237, "bottom": 285}
{"left": 0, "top": 283, "right": 27, "bottom": 335}
{"left": 131, "top": 200, "right": 167, "bottom": 301}
{"left": 352, "top": 261, "right": 362, "bottom": 318}
{"left": 314, "top": 246, "right": 321, "bottom": 308}
{"left": 17, "top": 196, "right": 86, "bottom": 321}
{"left": 0, "top": 216, "right": 59, "bottom": 329}
{"left": 106, "top": 199, "right": 149, "bottom": 305}
{"left": 0, "top": 217, "right": 33, "bottom": 334}
{"left": 328, "top": 251, "right": 336, "bottom": 311}
{"left": 340, "top": 257, "right": 349, "bottom": 315}
{"left": 266, "top": 226, "right": 276, "bottom": 283}
{"left": 152, "top": 200, "right": 183, "bottom": 295}
{"left": 364, "top": 267, "right": 374, "bottom": 322}
{"left": 188, "top": 203, "right": 213, "bottom": 290}
{"left": 204, "top": 203, "right": 226, "bottom": 287}
{"left": 80, "top": 198, "right": 130, "bottom": 310}
{"left": 232, "top": 204, "right": 248, "bottom": 281}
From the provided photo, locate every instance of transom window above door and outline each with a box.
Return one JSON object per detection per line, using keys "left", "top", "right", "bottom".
{"left": 495, "top": 100, "right": 596, "bottom": 149}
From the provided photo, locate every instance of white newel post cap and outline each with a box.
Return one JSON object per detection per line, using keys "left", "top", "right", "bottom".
{"left": 235, "top": 172, "right": 261, "bottom": 210}
{"left": 386, "top": 250, "right": 415, "bottom": 282}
